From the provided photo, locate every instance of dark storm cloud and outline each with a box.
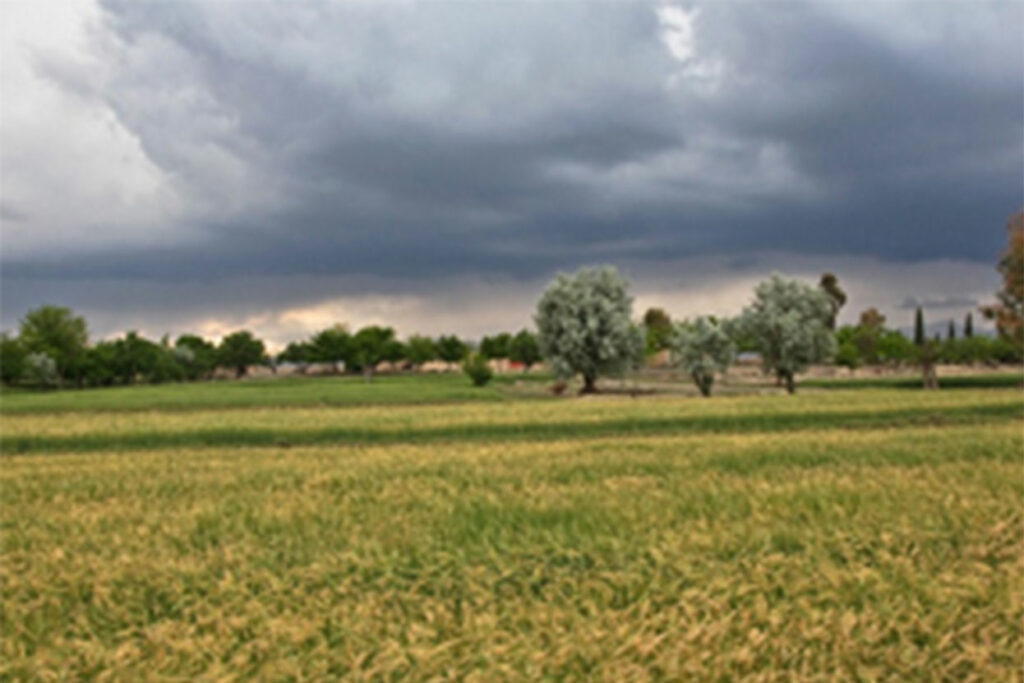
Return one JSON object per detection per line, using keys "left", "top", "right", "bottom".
{"left": 1, "top": 1, "right": 1020, "bottom": 334}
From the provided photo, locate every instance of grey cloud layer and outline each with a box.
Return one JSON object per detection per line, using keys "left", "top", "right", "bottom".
{"left": 1, "top": 1, "right": 1020, "bottom": 333}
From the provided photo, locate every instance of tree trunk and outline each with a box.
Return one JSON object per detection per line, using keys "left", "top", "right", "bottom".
{"left": 693, "top": 371, "right": 712, "bottom": 397}
{"left": 236, "top": 365, "right": 246, "bottom": 379}
{"left": 581, "top": 374, "right": 597, "bottom": 394}
{"left": 921, "top": 361, "right": 938, "bottom": 390}
{"left": 784, "top": 372, "right": 796, "bottom": 394}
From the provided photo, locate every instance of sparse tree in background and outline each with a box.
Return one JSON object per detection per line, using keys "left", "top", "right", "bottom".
{"left": 462, "top": 352, "right": 493, "bottom": 387}
{"left": 736, "top": 274, "right": 836, "bottom": 394}
{"left": 277, "top": 341, "right": 313, "bottom": 373}
{"left": 109, "top": 331, "right": 184, "bottom": 384}
{"left": 0, "top": 334, "right": 26, "bottom": 385}
{"left": 669, "top": 317, "right": 735, "bottom": 397}
{"left": 19, "top": 305, "right": 88, "bottom": 388}
{"left": 309, "top": 325, "right": 351, "bottom": 373}
{"left": 876, "top": 329, "right": 915, "bottom": 366}
{"left": 914, "top": 307, "right": 925, "bottom": 346}
{"left": 351, "top": 326, "right": 397, "bottom": 377}
{"left": 834, "top": 339, "right": 860, "bottom": 373}
{"left": 436, "top": 335, "right": 469, "bottom": 368}
{"left": 217, "top": 331, "right": 266, "bottom": 378}
{"left": 176, "top": 334, "right": 217, "bottom": 380}
{"left": 836, "top": 320, "right": 915, "bottom": 369}
{"left": 982, "top": 210, "right": 1024, "bottom": 350}
{"left": 947, "top": 320, "right": 955, "bottom": 341}
{"left": 643, "top": 307, "right": 673, "bottom": 353}
{"left": 382, "top": 339, "right": 406, "bottom": 367}
{"left": 110, "top": 331, "right": 153, "bottom": 384}
{"left": 535, "top": 265, "right": 645, "bottom": 393}
{"left": 82, "top": 341, "right": 117, "bottom": 387}
{"left": 854, "top": 308, "right": 886, "bottom": 364}
{"left": 964, "top": 312, "right": 973, "bottom": 338}
{"left": 479, "top": 333, "right": 511, "bottom": 360}
{"left": 508, "top": 329, "right": 541, "bottom": 371}
{"left": 819, "top": 272, "right": 847, "bottom": 330}
{"left": 405, "top": 335, "right": 438, "bottom": 368}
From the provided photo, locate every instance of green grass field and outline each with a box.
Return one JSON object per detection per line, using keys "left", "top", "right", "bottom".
{"left": 1, "top": 375, "right": 1021, "bottom": 679}
{"left": 0, "top": 372, "right": 553, "bottom": 415}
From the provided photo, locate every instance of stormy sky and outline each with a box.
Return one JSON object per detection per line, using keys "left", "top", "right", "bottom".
{"left": 2, "top": 1, "right": 1021, "bottom": 347}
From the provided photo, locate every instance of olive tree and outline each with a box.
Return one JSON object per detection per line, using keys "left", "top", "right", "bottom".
{"left": 736, "top": 274, "right": 836, "bottom": 394}
{"left": 670, "top": 317, "right": 735, "bottom": 397}
{"left": 534, "top": 265, "right": 645, "bottom": 393}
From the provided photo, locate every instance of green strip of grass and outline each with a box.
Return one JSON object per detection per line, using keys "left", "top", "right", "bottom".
{"left": 802, "top": 372, "right": 1022, "bottom": 390}
{"left": 4, "top": 401, "right": 1019, "bottom": 455}
{"left": 0, "top": 372, "right": 552, "bottom": 415}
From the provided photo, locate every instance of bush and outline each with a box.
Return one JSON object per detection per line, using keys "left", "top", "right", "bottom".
{"left": 462, "top": 353, "right": 493, "bottom": 387}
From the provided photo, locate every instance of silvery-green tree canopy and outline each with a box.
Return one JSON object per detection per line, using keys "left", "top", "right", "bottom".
{"left": 670, "top": 317, "right": 735, "bottom": 397}
{"left": 737, "top": 274, "right": 836, "bottom": 394}
{"left": 535, "top": 266, "right": 645, "bottom": 393}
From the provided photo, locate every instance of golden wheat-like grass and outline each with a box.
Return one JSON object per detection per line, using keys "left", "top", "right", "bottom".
{"left": 1, "top": 388, "right": 1016, "bottom": 439}
{"left": 1, "top": 390, "right": 1021, "bottom": 680}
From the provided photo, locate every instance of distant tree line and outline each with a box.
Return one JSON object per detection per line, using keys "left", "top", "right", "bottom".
{"left": 3, "top": 211, "right": 1020, "bottom": 393}
{"left": 0, "top": 310, "right": 542, "bottom": 390}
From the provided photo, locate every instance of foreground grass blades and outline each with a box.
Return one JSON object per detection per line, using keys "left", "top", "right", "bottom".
{"left": 1, "top": 388, "right": 1021, "bottom": 679}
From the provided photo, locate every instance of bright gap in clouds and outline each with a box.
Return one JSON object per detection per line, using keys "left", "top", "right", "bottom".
{"left": 657, "top": 6, "right": 698, "bottom": 62}
{"left": 0, "top": 0, "right": 186, "bottom": 257}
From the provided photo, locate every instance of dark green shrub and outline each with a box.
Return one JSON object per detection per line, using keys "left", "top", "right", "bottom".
{"left": 462, "top": 352, "right": 493, "bottom": 387}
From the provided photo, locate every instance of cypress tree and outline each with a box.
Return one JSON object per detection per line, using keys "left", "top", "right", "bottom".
{"left": 914, "top": 307, "right": 925, "bottom": 346}
{"left": 947, "top": 320, "right": 955, "bottom": 340}
{"left": 964, "top": 312, "right": 973, "bottom": 338}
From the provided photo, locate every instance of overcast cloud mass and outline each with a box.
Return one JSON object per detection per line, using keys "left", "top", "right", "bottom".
{"left": 1, "top": 0, "right": 1021, "bottom": 346}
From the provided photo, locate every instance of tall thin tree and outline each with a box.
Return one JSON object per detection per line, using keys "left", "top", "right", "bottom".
{"left": 914, "top": 307, "right": 925, "bottom": 346}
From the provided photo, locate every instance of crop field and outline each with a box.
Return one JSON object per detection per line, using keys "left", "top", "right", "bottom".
{"left": 1, "top": 378, "right": 1021, "bottom": 680}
